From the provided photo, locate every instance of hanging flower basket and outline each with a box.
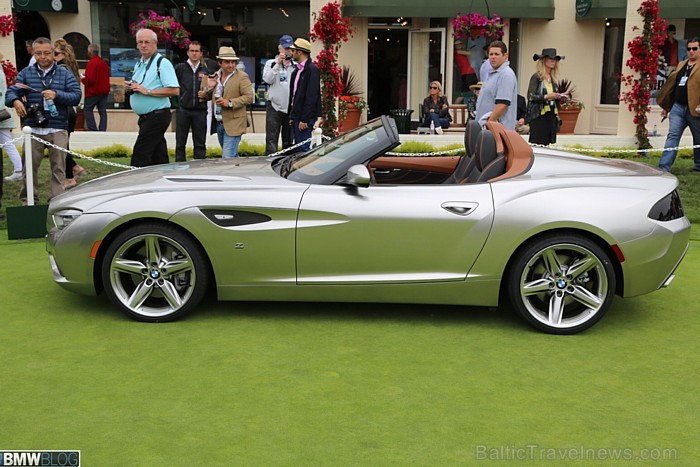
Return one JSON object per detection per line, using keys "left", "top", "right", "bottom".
{"left": 452, "top": 13, "right": 507, "bottom": 42}
{"left": 129, "top": 10, "right": 191, "bottom": 49}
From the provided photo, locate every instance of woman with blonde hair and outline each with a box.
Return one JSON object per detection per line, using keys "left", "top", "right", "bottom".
{"left": 421, "top": 80, "right": 451, "bottom": 134}
{"left": 54, "top": 38, "right": 85, "bottom": 187}
{"left": 526, "top": 48, "right": 568, "bottom": 145}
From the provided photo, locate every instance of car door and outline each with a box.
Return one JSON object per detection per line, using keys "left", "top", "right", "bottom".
{"left": 296, "top": 183, "right": 494, "bottom": 284}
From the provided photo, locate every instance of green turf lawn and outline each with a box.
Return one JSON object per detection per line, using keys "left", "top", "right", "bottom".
{"left": 1, "top": 146, "right": 698, "bottom": 464}
{"left": 0, "top": 234, "right": 698, "bottom": 465}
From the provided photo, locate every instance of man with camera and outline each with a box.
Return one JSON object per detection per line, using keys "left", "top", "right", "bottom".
{"left": 127, "top": 29, "right": 180, "bottom": 167}
{"left": 6, "top": 37, "right": 81, "bottom": 203}
{"left": 262, "top": 35, "right": 296, "bottom": 156}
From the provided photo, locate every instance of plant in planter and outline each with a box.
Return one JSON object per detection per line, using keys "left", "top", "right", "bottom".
{"left": 337, "top": 66, "right": 368, "bottom": 131}
{"left": 557, "top": 79, "right": 585, "bottom": 111}
{"left": 129, "top": 10, "right": 191, "bottom": 49}
{"left": 556, "top": 79, "right": 584, "bottom": 134}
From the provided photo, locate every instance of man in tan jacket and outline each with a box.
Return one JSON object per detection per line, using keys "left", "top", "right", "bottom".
{"left": 656, "top": 37, "right": 700, "bottom": 173}
{"left": 208, "top": 46, "right": 254, "bottom": 157}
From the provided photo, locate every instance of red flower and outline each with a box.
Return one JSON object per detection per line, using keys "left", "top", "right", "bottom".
{"left": 620, "top": 0, "right": 665, "bottom": 150}
{"left": 1, "top": 59, "right": 17, "bottom": 87}
{"left": 0, "top": 14, "right": 19, "bottom": 37}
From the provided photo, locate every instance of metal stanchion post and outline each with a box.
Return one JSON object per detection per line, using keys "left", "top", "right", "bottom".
{"left": 23, "top": 126, "right": 34, "bottom": 206}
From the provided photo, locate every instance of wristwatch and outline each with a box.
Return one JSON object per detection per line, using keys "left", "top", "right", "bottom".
{"left": 147, "top": 89, "right": 152, "bottom": 95}
{"left": 228, "top": 100, "right": 233, "bottom": 108}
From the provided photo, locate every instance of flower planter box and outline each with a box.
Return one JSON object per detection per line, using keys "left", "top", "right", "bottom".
{"left": 558, "top": 109, "right": 581, "bottom": 134}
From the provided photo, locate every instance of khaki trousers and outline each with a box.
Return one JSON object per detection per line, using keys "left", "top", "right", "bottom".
{"left": 20, "top": 130, "right": 69, "bottom": 203}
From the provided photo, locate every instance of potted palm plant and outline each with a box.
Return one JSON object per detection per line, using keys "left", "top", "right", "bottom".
{"left": 557, "top": 79, "right": 584, "bottom": 134}
{"left": 338, "top": 66, "right": 368, "bottom": 132}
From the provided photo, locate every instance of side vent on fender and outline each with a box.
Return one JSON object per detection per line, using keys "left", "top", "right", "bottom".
{"left": 201, "top": 210, "right": 272, "bottom": 227}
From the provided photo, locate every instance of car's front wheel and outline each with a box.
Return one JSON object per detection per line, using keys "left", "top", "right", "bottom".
{"left": 101, "top": 223, "right": 210, "bottom": 322}
{"left": 507, "top": 234, "right": 616, "bottom": 334}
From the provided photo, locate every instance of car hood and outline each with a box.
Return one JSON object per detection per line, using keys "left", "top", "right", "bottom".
{"left": 50, "top": 157, "right": 290, "bottom": 211}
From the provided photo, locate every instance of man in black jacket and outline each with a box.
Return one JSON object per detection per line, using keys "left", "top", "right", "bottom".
{"left": 288, "top": 38, "right": 321, "bottom": 152}
{"left": 174, "top": 41, "right": 211, "bottom": 162}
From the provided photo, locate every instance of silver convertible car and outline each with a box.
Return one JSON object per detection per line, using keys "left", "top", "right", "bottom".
{"left": 46, "top": 117, "right": 690, "bottom": 334}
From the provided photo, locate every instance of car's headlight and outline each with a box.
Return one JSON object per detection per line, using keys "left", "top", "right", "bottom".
{"left": 51, "top": 209, "right": 83, "bottom": 230}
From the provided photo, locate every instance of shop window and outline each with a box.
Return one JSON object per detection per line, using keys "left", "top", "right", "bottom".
{"left": 601, "top": 19, "right": 625, "bottom": 105}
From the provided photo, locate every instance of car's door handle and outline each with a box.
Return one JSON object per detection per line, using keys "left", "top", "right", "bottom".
{"left": 441, "top": 202, "right": 478, "bottom": 216}
{"left": 373, "top": 169, "right": 396, "bottom": 174}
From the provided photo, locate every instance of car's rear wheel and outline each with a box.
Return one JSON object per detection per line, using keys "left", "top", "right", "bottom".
{"left": 507, "top": 234, "right": 616, "bottom": 334}
{"left": 101, "top": 223, "right": 210, "bottom": 322}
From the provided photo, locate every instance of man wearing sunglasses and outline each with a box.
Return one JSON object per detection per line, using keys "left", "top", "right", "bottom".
{"left": 656, "top": 37, "right": 700, "bottom": 173}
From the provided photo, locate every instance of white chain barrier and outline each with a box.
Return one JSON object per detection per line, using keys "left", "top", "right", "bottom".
{"left": 15, "top": 122, "right": 700, "bottom": 205}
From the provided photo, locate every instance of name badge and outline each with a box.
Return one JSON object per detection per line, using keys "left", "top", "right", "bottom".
{"left": 680, "top": 76, "right": 688, "bottom": 87}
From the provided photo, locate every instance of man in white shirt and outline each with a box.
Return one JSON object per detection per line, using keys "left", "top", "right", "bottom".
{"left": 262, "top": 35, "right": 296, "bottom": 155}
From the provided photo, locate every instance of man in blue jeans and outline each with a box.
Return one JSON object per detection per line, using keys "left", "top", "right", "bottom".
{"left": 656, "top": 37, "right": 700, "bottom": 173}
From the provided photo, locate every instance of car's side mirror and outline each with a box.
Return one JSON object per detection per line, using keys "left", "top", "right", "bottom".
{"left": 346, "top": 164, "right": 371, "bottom": 188}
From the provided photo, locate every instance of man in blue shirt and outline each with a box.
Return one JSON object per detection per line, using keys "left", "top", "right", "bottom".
{"left": 476, "top": 41, "right": 518, "bottom": 130}
{"left": 127, "top": 29, "right": 180, "bottom": 167}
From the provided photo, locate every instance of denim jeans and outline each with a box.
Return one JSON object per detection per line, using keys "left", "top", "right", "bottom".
{"left": 216, "top": 121, "right": 242, "bottom": 158}
{"left": 424, "top": 112, "right": 450, "bottom": 130}
{"left": 83, "top": 94, "right": 108, "bottom": 131}
{"left": 291, "top": 119, "right": 313, "bottom": 152}
{"left": 659, "top": 103, "right": 700, "bottom": 172}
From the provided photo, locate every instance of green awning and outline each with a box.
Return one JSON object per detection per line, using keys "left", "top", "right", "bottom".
{"left": 577, "top": 0, "right": 700, "bottom": 20}
{"left": 343, "top": 0, "right": 555, "bottom": 19}
{"left": 12, "top": 0, "right": 78, "bottom": 14}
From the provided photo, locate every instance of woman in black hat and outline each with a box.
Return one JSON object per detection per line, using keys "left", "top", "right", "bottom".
{"left": 526, "top": 48, "right": 568, "bottom": 145}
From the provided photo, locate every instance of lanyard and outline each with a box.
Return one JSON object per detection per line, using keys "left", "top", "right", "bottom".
{"left": 36, "top": 66, "right": 55, "bottom": 90}
{"left": 134, "top": 54, "right": 157, "bottom": 84}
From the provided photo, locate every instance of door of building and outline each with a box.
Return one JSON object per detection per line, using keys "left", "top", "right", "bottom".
{"left": 407, "top": 28, "right": 446, "bottom": 123}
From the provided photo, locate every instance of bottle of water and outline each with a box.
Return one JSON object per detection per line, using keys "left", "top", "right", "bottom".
{"left": 44, "top": 98, "right": 59, "bottom": 117}
{"left": 652, "top": 125, "right": 657, "bottom": 136}
{"left": 430, "top": 120, "right": 435, "bottom": 134}
{"left": 214, "top": 91, "right": 222, "bottom": 118}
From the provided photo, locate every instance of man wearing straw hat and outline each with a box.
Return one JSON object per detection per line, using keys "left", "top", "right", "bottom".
{"left": 207, "top": 46, "right": 254, "bottom": 158}
{"left": 288, "top": 38, "right": 321, "bottom": 152}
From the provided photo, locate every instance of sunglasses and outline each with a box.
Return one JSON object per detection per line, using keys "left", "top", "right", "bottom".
{"left": 54, "top": 51, "right": 64, "bottom": 56}
{"left": 429, "top": 86, "right": 439, "bottom": 89}
{"left": 688, "top": 47, "right": 699, "bottom": 51}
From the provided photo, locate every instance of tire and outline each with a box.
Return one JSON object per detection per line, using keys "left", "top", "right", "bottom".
{"left": 101, "top": 223, "right": 210, "bottom": 322}
{"left": 507, "top": 234, "right": 616, "bottom": 334}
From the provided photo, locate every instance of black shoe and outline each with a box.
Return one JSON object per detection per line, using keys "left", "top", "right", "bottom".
{"left": 693, "top": 167, "right": 700, "bottom": 172}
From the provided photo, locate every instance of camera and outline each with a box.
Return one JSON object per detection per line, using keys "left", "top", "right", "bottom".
{"left": 284, "top": 53, "right": 293, "bottom": 61}
{"left": 26, "top": 103, "right": 48, "bottom": 127}
{"left": 125, "top": 81, "right": 134, "bottom": 96}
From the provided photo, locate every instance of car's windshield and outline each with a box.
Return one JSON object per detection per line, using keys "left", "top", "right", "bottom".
{"left": 285, "top": 118, "right": 389, "bottom": 184}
